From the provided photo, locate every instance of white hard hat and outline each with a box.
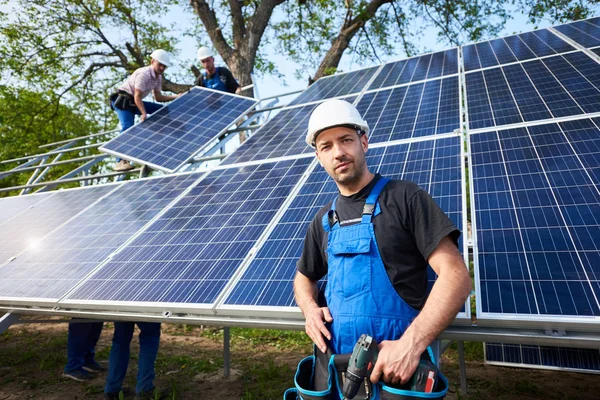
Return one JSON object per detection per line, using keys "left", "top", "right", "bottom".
{"left": 197, "top": 46, "right": 213, "bottom": 61}
{"left": 306, "top": 99, "right": 369, "bottom": 148}
{"left": 150, "top": 49, "right": 171, "bottom": 67}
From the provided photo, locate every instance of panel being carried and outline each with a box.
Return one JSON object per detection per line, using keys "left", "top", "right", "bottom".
{"left": 63, "top": 157, "right": 312, "bottom": 313}
{"left": 462, "top": 29, "right": 574, "bottom": 72}
{"left": 553, "top": 17, "right": 600, "bottom": 49}
{"left": 100, "top": 87, "right": 257, "bottom": 173}
{"left": 358, "top": 76, "right": 460, "bottom": 142}
{"left": 466, "top": 52, "right": 600, "bottom": 130}
{"left": 0, "top": 174, "right": 198, "bottom": 305}
{"left": 368, "top": 49, "right": 458, "bottom": 90}
{"left": 470, "top": 119, "right": 600, "bottom": 328}
{"left": 219, "top": 137, "right": 465, "bottom": 319}
{"left": 485, "top": 343, "right": 600, "bottom": 373}
{"left": 0, "top": 185, "right": 115, "bottom": 265}
{"left": 288, "top": 67, "right": 379, "bottom": 106}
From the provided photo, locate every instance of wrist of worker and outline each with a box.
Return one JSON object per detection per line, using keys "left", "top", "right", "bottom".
{"left": 396, "top": 325, "right": 429, "bottom": 357}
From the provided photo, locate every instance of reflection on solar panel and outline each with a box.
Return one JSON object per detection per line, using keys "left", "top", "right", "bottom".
{"left": 368, "top": 49, "right": 458, "bottom": 90}
{"left": 471, "top": 119, "right": 600, "bottom": 322}
{"left": 462, "top": 29, "right": 574, "bottom": 72}
{"left": 358, "top": 77, "right": 459, "bottom": 142}
{"left": 288, "top": 67, "right": 378, "bottom": 106}
{"left": 466, "top": 52, "right": 600, "bottom": 130}
{"left": 0, "top": 186, "right": 115, "bottom": 265}
{"left": 553, "top": 18, "right": 600, "bottom": 48}
{"left": 64, "top": 158, "right": 312, "bottom": 308}
{"left": 594, "top": 48, "right": 600, "bottom": 57}
{"left": 221, "top": 137, "right": 463, "bottom": 310}
{"left": 486, "top": 343, "right": 600, "bottom": 372}
{"left": 100, "top": 87, "right": 257, "bottom": 172}
{"left": 222, "top": 98, "right": 353, "bottom": 165}
{"left": 0, "top": 174, "right": 198, "bottom": 302}
{"left": 0, "top": 192, "right": 53, "bottom": 225}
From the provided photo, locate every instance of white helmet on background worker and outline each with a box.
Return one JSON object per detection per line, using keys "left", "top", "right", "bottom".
{"left": 197, "top": 46, "right": 214, "bottom": 62}
{"left": 306, "top": 99, "right": 369, "bottom": 148}
{"left": 150, "top": 49, "right": 171, "bottom": 67}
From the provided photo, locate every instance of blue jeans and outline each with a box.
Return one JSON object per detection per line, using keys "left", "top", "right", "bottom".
{"left": 111, "top": 99, "right": 163, "bottom": 161}
{"left": 105, "top": 322, "right": 161, "bottom": 395}
{"left": 64, "top": 319, "right": 104, "bottom": 373}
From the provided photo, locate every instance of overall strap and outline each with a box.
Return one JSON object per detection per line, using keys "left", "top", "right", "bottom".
{"left": 322, "top": 197, "right": 339, "bottom": 232}
{"left": 361, "top": 177, "right": 390, "bottom": 223}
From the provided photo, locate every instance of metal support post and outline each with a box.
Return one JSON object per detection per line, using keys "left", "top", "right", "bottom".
{"left": 224, "top": 327, "right": 231, "bottom": 378}
{"left": 0, "top": 313, "right": 20, "bottom": 334}
{"left": 457, "top": 341, "right": 467, "bottom": 395}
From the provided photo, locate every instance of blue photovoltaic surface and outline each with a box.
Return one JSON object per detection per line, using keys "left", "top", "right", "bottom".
{"left": 368, "top": 49, "right": 458, "bottom": 90}
{"left": 100, "top": 88, "right": 257, "bottom": 172}
{"left": 65, "top": 158, "right": 312, "bottom": 306}
{"left": 358, "top": 77, "right": 459, "bottom": 142}
{"left": 0, "top": 186, "right": 114, "bottom": 266}
{"left": 0, "top": 192, "right": 53, "bottom": 225}
{"left": 471, "top": 119, "right": 600, "bottom": 320}
{"left": 0, "top": 174, "right": 198, "bottom": 301}
{"left": 288, "top": 67, "right": 378, "bottom": 106}
{"left": 222, "top": 98, "right": 353, "bottom": 165}
{"left": 462, "top": 29, "right": 574, "bottom": 72}
{"left": 223, "top": 137, "right": 463, "bottom": 308}
{"left": 486, "top": 343, "right": 600, "bottom": 372}
{"left": 553, "top": 18, "right": 600, "bottom": 49}
{"left": 466, "top": 52, "right": 600, "bottom": 130}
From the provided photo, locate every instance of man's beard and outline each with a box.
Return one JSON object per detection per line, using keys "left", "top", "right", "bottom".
{"left": 332, "top": 156, "right": 366, "bottom": 186}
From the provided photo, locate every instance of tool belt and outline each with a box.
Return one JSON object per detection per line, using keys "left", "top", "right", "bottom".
{"left": 109, "top": 90, "right": 137, "bottom": 112}
{"left": 284, "top": 346, "right": 448, "bottom": 400}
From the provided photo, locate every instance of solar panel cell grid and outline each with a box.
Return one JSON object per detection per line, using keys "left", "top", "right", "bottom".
{"left": 553, "top": 20, "right": 600, "bottom": 48}
{"left": 0, "top": 192, "right": 53, "bottom": 225}
{"left": 222, "top": 137, "right": 463, "bottom": 309}
{"left": 0, "top": 174, "right": 198, "bottom": 301}
{"left": 486, "top": 343, "right": 600, "bottom": 372}
{"left": 101, "top": 88, "right": 257, "bottom": 172}
{"left": 65, "top": 158, "right": 312, "bottom": 307}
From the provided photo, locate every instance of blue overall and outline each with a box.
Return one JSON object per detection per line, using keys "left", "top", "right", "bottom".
{"left": 323, "top": 177, "right": 420, "bottom": 399}
{"left": 202, "top": 67, "right": 227, "bottom": 92}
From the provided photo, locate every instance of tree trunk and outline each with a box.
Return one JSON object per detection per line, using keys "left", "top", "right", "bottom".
{"left": 162, "top": 79, "right": 193, "bottom": 94}
{"left": 312, "top": 33, "right": 353, "bottom": 82}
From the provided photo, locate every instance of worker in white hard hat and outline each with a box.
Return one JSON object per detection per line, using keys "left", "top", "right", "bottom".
{"left": 291, "top": 99, "right": 470, "bottom": 398}
{"left": 194, "top": 46, "right": 241, "bottom": 94}
{"left": 109, "top": 49, "right": 183, "bottom": 171}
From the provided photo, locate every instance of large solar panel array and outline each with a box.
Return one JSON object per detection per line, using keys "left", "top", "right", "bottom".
{"left": 553, "top": 17, "right": 600, "bottom": 48}
{"left": 0, "top": 192, "right": 53, "bottom": 225}
{"left": 100, "top": 87, "right": 258, "bottom": 173}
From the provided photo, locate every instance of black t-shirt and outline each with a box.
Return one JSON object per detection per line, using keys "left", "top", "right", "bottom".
{"left": 297, "top": 174, "right": 460, "bottom": 310}
{"left": 194, "top": 67, "right": 240, "bottom": 94}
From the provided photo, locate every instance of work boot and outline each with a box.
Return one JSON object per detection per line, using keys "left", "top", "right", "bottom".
{"left": 62, "top": 368, "right": 93, "bottom": 382}
{"left": 114, "top": 160, "right": 134, "bottom": 171}
{"left": 82, "top": 360, "right": 106, "bottom": 373}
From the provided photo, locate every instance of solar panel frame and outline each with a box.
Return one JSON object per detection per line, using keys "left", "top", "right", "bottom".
{"left": 551, "top": 19, "right": 600, "bottom": 49}
{"left": 0, "top": 191, "right": 55, "bottom": 225}
{"left": 100, "top": 87, "right": 258, "bottom": 173}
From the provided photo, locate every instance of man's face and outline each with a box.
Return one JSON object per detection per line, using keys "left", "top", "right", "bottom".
{"left": 201, "top": 56, "right": 215, "bottom": 72}
{"left": 314, "top": 126, "right": 368, "bottom": 187}
{"left": 151, "top": 59, "right": 167, "bottom": 75}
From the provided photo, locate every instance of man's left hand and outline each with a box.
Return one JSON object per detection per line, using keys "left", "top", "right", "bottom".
{"left": 370, "top": 339, "right": 421, "bottom": 386}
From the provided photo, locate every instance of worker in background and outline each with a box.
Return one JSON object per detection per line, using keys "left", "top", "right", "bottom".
{"left": 110, "top": 49, "right": 182, "bottom": 172}
{"left": 194, "top": 46, "right": 241, "bottom": 94}
{"left": 293, "top": 99, "right": 471, "bottom": 398}
{"left": 62, "top": 319, "right": 104, "bottom": 381}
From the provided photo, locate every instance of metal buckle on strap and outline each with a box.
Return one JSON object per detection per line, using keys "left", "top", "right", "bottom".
{"left": 328, "top": 210, "right": 339, "bottom": 227}
{"left": 362, "top": 203, "right": 375, "bottom": 215}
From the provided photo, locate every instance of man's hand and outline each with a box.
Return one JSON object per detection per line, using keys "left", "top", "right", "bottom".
{"left": 140, "top": 113, "right": 147, "bottom": 122}
{"left": 304, "top": 305, "right": 333, "bottom": 353}
{"left": 370, "top": 339, "right": 421, "bottom": 386}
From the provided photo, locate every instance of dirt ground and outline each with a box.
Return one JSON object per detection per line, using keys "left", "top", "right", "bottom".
{"left": 0, "top": 320, "right": 599, "bottom": 400}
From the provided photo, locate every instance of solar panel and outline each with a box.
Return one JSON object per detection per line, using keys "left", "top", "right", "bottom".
{"left": 466, "top": 52, "right": 600, "bottom": 130}
{"left": 100, "top": 87, "right": 257, "bottom": 173}
{"left": 368, "top": 49, "right": 458, "bottom": 90}
{"left": 219, "top": 137, "right": 464, "bottom": 315}
{"left": 288, "top": 67, "right": 379, "bottom": 106}
{"left": 358, "top": 77, "right": 459, "bottom": 142}
{"left": 0, "top": 192, "right": 53, "bottom": 225}
{"left": 0, "top": 185, "right": 116, "bottom": 266}
{"left": 0, "top": 174, "right": 198, "bottom": 303}
{"left": 62, "top": 157, "right": 312, "bottom": 311}
{"left": 462, "top": 29, "right": 575, "bottom": 72}
{"left": 470, "top": 119, "right": 600, "bottom": 325}
{"left": 485, "top": 343, "right": 600, "bottom": 372}
{"left": 553, "top": 18, "right": 600, "bottom": 48}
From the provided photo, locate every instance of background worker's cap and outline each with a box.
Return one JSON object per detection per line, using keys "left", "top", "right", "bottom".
{"left": 306, "top": 99, "right": 369, "bottom": 148}
{"left": 150, "top": 49, "right": 171, "bottom": 67}
{"left": 197, "top": 46, "right": 214, "bottom": 62}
